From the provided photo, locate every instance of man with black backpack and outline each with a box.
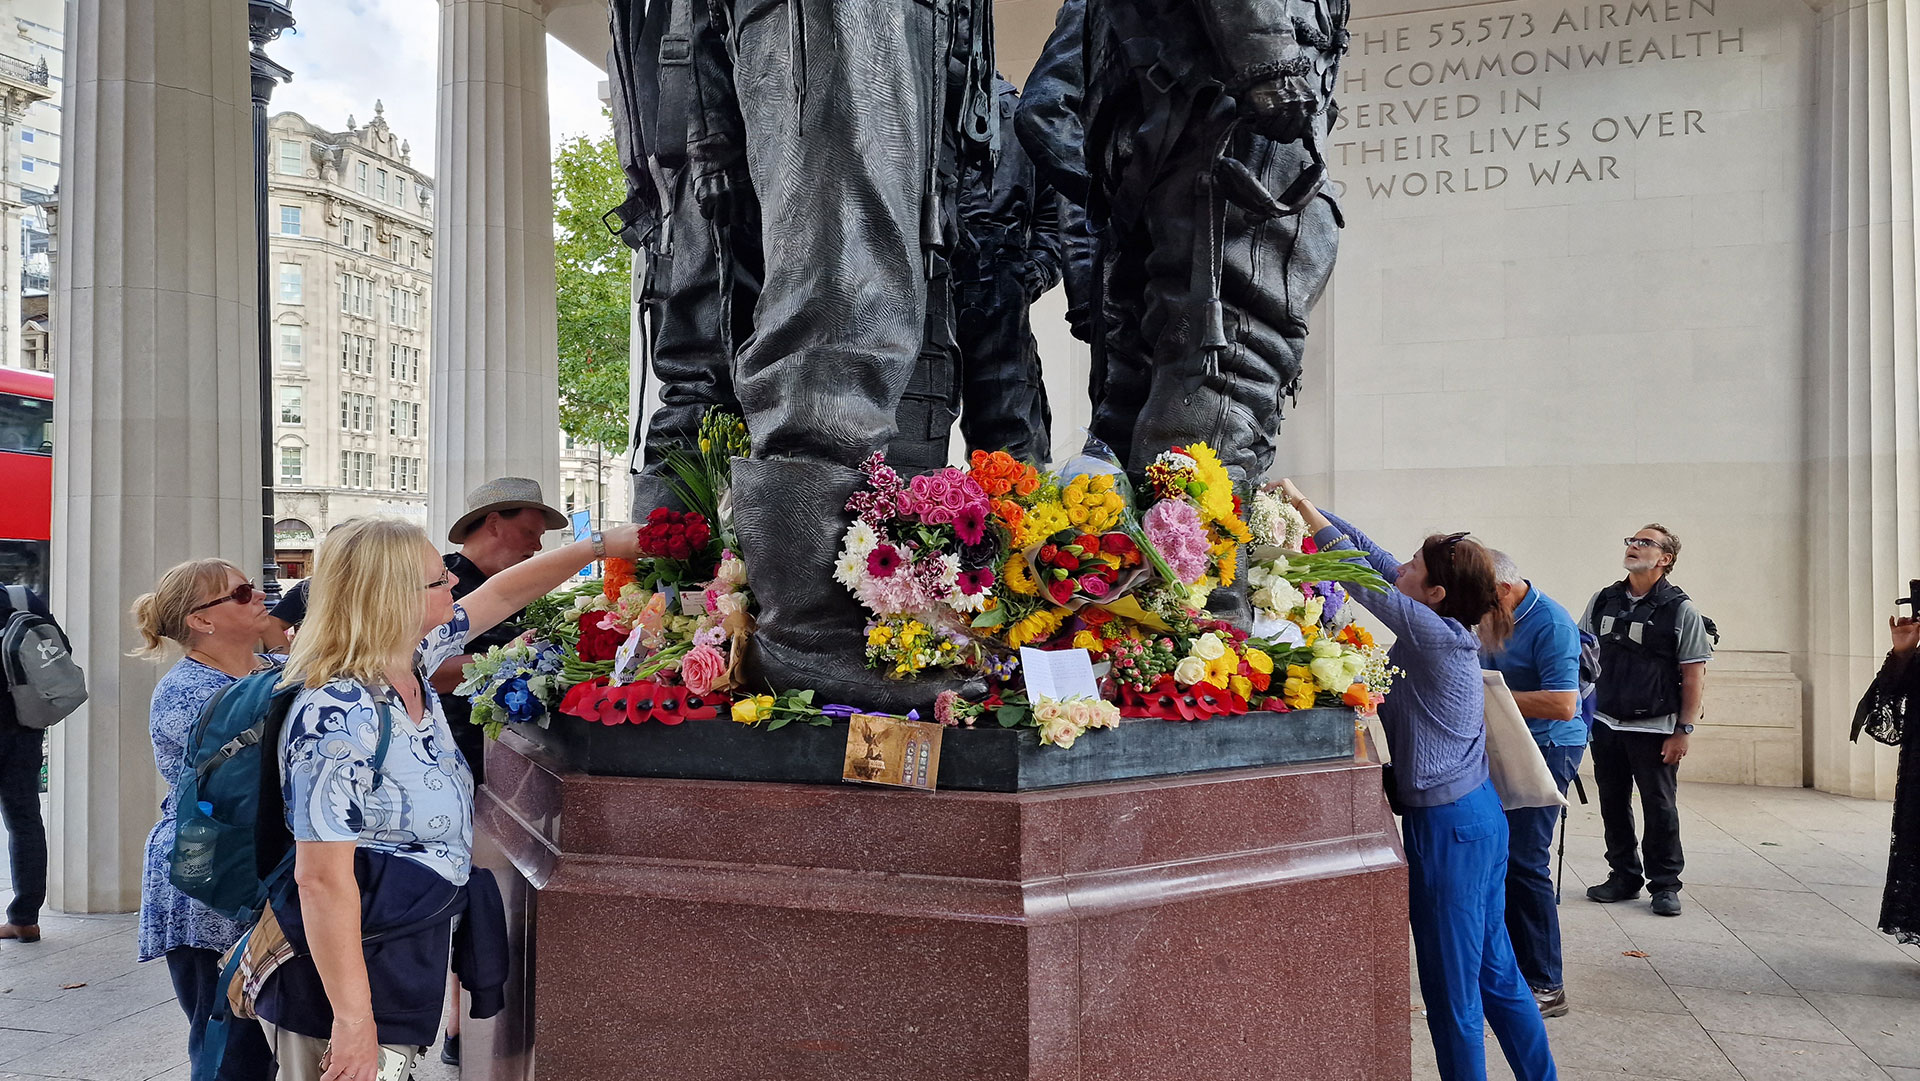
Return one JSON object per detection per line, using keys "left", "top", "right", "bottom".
{"left": 1582, "top": 524, "right": 1714, "bottom": 917}
{"left": 0, "top": 584, "right": 79, "bottom": 943}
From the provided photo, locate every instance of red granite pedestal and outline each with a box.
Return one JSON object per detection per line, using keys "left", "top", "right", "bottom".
{"left": 464, "top": 728, "right": 1410, "bottom": 1081}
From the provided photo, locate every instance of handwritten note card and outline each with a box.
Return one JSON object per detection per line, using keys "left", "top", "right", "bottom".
{"left": 1020, "top": 647, "right": 1101, "bottom": 703}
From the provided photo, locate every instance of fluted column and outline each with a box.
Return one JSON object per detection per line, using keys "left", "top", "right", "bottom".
{"left": 51, "top": 0, "right": 263, "bottom": 910}
{"left": 429, "top": 0, "right": 562, "bottom": 540}
{"left": 1806, "top": 0, "right": 1920, "bottom": 798}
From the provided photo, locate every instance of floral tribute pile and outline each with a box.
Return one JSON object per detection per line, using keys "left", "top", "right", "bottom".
{"left": 822, "top": 440, "right": 1399, "bottom": 749}
{"left": 458, "top": 413, "right": 1399, "bottom": 753}
{"left": 456, "top": 411, "right": 757, "bottom": 735}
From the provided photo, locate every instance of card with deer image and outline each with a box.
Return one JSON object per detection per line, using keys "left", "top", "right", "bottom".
{"left": 842, "top": 713, "right": 944, "bottom": 790}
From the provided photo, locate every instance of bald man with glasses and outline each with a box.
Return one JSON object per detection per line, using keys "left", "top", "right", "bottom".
{"left": 1581, "top": 525, "right": 1713, "bottom": 917}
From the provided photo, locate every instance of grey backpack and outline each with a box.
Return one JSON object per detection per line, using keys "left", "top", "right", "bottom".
{"left": 2, "top": 585, "right": 86, "bottom": 729}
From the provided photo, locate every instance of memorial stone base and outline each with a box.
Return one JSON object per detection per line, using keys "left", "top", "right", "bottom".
{"left": 464, "top": 726, "right": 1411, "bottom": 1081}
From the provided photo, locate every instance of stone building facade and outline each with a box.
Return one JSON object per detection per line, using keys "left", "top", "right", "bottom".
{"left": 265, "top": 105, "right": 434, "bottom": 578}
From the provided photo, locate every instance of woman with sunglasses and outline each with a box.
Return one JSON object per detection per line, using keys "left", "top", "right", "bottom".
{"left": 254, "top": 516, "right": 640, "bottom": 1081}
{"left": 1274, "top": 480, "right": 1557, "bottom": 1081}
{"left": 131, "top": 560, "right": 277, "bottom": 1081}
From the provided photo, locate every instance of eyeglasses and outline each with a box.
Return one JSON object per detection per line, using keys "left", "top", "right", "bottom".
{"left": 190, "top": 582, "right": 259, "bottom": 613}
{"left": 1623, "top": 537, "right": 1666, "bottom": 551}
{"left": 424, "top": 570, "right": 452, "bottom": 591}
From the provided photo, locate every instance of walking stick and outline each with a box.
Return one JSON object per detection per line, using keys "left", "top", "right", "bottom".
{"left": 1556, "top": 774, "right": 1589, "bottom": 903}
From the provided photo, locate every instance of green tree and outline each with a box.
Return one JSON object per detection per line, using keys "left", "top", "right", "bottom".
{"left": 553, "top": 120, "right": 632, "bottom": 454}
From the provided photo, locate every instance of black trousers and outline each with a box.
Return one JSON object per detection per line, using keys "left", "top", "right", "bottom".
{"left": 1590, "top": 722, "right": 1685, "bottom": 893}
{"left": 165, "top": 947, "right": 274, "bottom": 1080}
{"left": 0, "top": 721, "right": 44, "bottom": 926}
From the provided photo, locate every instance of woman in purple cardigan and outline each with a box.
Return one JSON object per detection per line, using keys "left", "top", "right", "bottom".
{"left": 1277, "top": 479, "right": 1557, "bottom": 1081}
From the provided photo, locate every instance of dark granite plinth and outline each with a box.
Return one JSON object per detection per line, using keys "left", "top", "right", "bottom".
{"left": 464, "top": 730, "right": 1410, "bottom": 1081}
{"left": 509, "top": 707, "right": 1357, "bottom": 791}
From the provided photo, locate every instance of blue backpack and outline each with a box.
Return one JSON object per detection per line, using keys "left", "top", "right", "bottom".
{"left": 170, "top": 665, "right": 393, "bottom": 921}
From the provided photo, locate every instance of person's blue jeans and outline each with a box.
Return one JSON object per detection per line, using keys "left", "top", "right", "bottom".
{"left": 1503, "top": 744, "right": 1585, "bottom": 992}
{"left": 165, "top": 947, "right": 274, "bottom": 1080}
{"left": 1404, "top": 778, "right": 1559, "bottom": 1081}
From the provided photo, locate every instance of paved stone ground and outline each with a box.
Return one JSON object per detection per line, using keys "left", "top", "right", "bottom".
{"left": 1416, "top": 778, "right": 1920, "bottom": 1081}
{"left": 0, "top": 781, "right": 1909, "bottom": 1079}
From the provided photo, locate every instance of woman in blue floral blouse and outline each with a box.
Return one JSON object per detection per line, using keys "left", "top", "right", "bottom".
{"left": 131, "top": 558, "right": 277, "bottom": 1080}
{"left": 261, "top": 516, "right": 641, "bottom": 1081}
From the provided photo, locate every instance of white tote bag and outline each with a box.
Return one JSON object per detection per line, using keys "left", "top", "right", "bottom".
{"left": 1482, "top": 669, "right": 1568, "bottom": 811}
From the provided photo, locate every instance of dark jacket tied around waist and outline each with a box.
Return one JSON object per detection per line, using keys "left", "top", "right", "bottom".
{"left": 256, "top": 849, "right": 508, "bottom": 1046}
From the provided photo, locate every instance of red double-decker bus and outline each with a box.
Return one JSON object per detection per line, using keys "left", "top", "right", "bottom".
{"left": 0, "top": 367, "right": 52, "bottom": 593}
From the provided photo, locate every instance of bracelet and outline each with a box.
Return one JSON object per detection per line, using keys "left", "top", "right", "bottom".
{"left": 590, "top": 530, "right": 606, "bottom": 559}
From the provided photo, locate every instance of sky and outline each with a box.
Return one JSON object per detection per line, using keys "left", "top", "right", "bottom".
{"left": 266, "top": 0, "right": 613, "bottom": 179}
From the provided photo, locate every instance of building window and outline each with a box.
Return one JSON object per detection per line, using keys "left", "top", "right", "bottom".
{"left": 341, "top": 217, "right": 353, "bottom": 247}
{"left": 388, "top": 344, "right": 421, "bottom": 382}
{"left": 388, "top": 237, "right": 400, "bottom": 263}
{"left": 20, "top": 130, "right": 31, "bottom": 143}
{"left": 280, "top": 446, "right": 303, "bottom": 485}
{"left": 278, "top": 325, "right": 303, "bottom": 367}
{"left": 339, "top": 333, "right": 376, "bottom": 375}
{"left": 338, "top": 449, "right": 376, "bottom": 488}
{"left": 276, "top": 139, "right": 302, "bottom": 175}
{"left": 339, "top": 274, "right": 375, "bottom": 318}
{"left": 394, "top": 177, "right": 406, "bottom": 206}
{"left": 21, "top": 160, "right": 33, "bottom": 173}
{"left": 278, "top": 263, "right": 302, "bottom": 305}
{"left": 361, "top": 224, "right": 371, "bottom": 253}
{"left": 356, "top": 161, "right": 369, "bottom": 194}
{"left": 340, "top": 391, "right": 376, "bottom": 432}
{"left": 375, "top": 168, "right": 387, "bottom": 201}
{"left": 390, "top": 455, "right": 421, "bottom": 492}
{"left": 279, "top": 205, "right": 302, "bottom": 236}
{"left": 279, "top": 385, "right": 302, "bottom": 424}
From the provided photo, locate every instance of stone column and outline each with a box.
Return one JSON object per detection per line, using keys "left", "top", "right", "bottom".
{"left": 51, "top": 0, "right": 263, "bottom": 910}
{"left": 1805, "top": 0, "right": 1920, "bottom": 798}
{"left": 428, "top": 0, "right": 562, "bottom": 541}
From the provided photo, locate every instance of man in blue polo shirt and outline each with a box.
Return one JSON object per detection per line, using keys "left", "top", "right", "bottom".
{"left": 1483, "top": 550, "right": 1585, "bottom": 1019}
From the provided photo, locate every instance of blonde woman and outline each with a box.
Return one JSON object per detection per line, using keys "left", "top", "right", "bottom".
{"left": 252, "top": 517, "right": 640, "bottom": 1081}
{"left": 131, "top": 559, "right": 276, "bottom": 1081}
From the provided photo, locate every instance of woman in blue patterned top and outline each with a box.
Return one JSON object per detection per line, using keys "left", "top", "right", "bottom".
{"left": 260, "top": 516, "right": 641, "bottom": 1081}
{"left": 1276, "top": 479, "right": 1557, "bottom": 1081}
{"left": 132, "top": 558, "right": 276, "bottom": 1080}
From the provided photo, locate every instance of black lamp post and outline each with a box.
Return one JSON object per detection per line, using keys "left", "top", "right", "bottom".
{"left": 250, "top": 0, "right": 294, "bottom": 604}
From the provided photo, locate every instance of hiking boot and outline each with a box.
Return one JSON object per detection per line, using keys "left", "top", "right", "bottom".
{"left": 0, "top": 924, "right": 39, "bottom": 943}
{"left": 1586, "top": 876, "right": 1642, "bottom": 903}
{"left": 1532, "top": 986, "right": 1569, "bottom": 1018}
{"left": 1651, "top": 890, "right": 1683, "bottom": 917}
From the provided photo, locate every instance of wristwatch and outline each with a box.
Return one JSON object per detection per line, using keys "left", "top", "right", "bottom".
{"left": 590, "top": 530, "right": 606, "bottom": 559}
{"left": 1679, "top": 723, "right": 1695, "bottom": 734}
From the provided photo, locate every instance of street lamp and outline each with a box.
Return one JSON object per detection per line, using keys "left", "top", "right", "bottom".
{"left": 250, "top": 0, "right": 294, "bottom": 604}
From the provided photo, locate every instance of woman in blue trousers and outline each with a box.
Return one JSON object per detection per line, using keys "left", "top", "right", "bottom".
{"left": 1277, "top": 480, "right": 1557, "bottom": 1081}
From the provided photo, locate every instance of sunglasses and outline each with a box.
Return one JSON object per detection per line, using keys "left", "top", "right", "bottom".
{"left": 190, "top": 582, "right": 259, "bottom": 612}
{"left": 1623, "top": 537, "right": 1666, "bottom": 551}
{"left": 1440, "top": 531, "right": 1470, "bottom": 566}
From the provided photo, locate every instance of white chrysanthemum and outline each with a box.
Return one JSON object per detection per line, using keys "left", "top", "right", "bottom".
{"left": 833, "top": 545, "right": 868, "bottom": 591}
{"left": 844, "top": 520, "right": 880, "bottom": 558}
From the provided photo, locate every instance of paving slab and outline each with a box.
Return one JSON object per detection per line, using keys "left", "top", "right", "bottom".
{"left": 1709, "top": 1032, "right": 1895, "bottom": 1081}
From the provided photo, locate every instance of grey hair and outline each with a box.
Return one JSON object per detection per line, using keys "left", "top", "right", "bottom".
{"left": 1489, "top": 549, "right": 1523, "bottom": 586}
